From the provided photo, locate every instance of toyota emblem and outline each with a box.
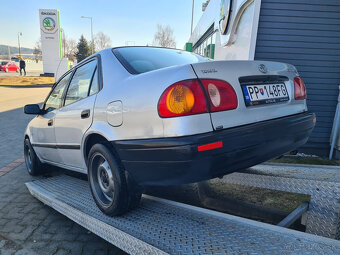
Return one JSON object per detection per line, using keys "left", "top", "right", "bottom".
{"left": 258, "top": 64, "right": 267, "bottom": 73}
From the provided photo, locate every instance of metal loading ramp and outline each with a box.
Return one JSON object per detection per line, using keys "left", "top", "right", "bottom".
{"left": 26, "top": 175, "right": 340, "bottom": 255}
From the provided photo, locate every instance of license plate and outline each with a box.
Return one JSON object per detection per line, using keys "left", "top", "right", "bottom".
{"left": 242, "top": 83, "right": 289, "bottom": 106}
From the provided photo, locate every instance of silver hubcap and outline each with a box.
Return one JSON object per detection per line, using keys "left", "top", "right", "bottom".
{"left": 27, "top": 149, "right": 32, "bottom": 166}
{"left": 97, "top": 160, "right": 114, "bottom": 201}
{"left": 24, "top": 142, "right": 32, "bottom": 171}
{"left": 90, "top": 154, "right": 115, "bottom": 206}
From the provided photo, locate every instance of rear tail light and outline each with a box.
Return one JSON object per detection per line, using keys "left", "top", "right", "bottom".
{"left": 158, "top": 79, "right": 238, "bottom": 118}
{"left": 201, "top": 79, "right": 238, "bottom": 112}
{"left": 294, "top": 77, "right": 307, "bottom": 100}
{"left": 158, "top": 79, "right": 207, "bottom": 118}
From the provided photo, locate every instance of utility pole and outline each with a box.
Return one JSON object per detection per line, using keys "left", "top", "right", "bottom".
{"left": 8, "top": 45, "right": 11, "bottom": 60}
{"left": 191, "top": 0, "right": 195, "bottom": 35}
{"left": 18, "top": 32, "right": 22, "bottom": 57}
{"left": 81, "top": 16, "right": 94, "bottom": 54}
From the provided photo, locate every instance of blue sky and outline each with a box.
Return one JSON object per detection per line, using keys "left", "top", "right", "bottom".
{"left": 0, "top": 0, "right": 206, "bottom": 49}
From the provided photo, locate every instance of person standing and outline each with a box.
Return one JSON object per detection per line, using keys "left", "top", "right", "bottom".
{"left": 19, "top": 57, "right": 26, "bottom": 76}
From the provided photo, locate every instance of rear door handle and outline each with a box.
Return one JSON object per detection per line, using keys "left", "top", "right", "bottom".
{"left": 47, "top": 119, "right": 53, "bottom": 126}
{"left": 81, "top": 109, "right": 90, "bottom": 119}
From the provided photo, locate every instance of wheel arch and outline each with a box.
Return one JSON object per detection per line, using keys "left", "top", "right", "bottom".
{"left": 82, "top": 132, "right": 120, "bottom": 166}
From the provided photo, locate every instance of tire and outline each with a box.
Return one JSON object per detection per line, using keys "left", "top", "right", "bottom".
{"left": 16, "top": 69, "right": 19, "bottom": 73}
{"left": 87, "top": 143, "right": 140, "bottom": 216}
{"left": 126, "top": 171, "right": 142, "bottom": 210}
{"left": 24, "top": 138, "right": 44, "bottom": 176}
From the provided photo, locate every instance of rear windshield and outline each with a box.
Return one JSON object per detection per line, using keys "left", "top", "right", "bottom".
{"left": 113, "top": 47, "right": 207, "bottom": 74}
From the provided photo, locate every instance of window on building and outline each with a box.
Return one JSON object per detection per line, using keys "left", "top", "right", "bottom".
{"left": 193, "top": 31, "right": 216, "bottom": 59}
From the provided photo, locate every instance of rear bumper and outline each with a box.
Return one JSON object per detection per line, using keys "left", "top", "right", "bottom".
{"left": 113, "top": 112, "right": 315, "bottom": 186}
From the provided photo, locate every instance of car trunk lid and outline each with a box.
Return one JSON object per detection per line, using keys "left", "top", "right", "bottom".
{"left": 191, "top": 60, "right": 307, "bottom": 130}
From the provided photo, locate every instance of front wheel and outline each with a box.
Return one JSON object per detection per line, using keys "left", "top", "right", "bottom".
{"left": 24, "top": 138, "right": 44, "bottom": 176}
{"left": 88, "top": 143, "right": 141, "bottom": 216}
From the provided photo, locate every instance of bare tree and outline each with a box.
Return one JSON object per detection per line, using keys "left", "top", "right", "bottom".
{"left": 153, "top": 24, "right": 176, "bottom": 48}
{"left": 95, "top": 32, "right": 112, "bottom": 51}
{"left": 60, "top": 33, "right": 77, "bottom": 61}
{"left": 33, "top": 39, "right": 42, "bottom": 60}
{"left": 64, "top": 39, "right": 77, "bottom": 60}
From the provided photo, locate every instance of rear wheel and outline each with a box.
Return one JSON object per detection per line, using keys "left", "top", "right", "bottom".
{"left": 24, "top": 138, "right": 44, "bottom": 176}
{"left": 87, "top": 143, "right": 141, "bottom": 216}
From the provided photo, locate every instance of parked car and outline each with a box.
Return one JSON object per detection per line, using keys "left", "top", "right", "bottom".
{"left": 0, "top": 61, "right": 19, "bottom": 72}
{"left": 23, "top": 47, "right": 315, "bottom": 216}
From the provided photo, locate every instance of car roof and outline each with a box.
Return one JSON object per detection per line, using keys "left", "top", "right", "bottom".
{"left": 79, "top": 46, "right": 189, "bottom": 65}
{"left": 73, "top": 46, "right": 200, "bottom": 77}
{"left": 111, "top": 46, "right": 186, "bottom": 51}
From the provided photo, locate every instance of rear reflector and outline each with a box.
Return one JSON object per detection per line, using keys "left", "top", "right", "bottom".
{"left": 198, "top": 141, "right": 223, "bottom": 152}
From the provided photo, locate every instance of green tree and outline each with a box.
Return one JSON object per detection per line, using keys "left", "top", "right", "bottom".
{"left": 76, "top": 35, "right": 90, "bottom": 62}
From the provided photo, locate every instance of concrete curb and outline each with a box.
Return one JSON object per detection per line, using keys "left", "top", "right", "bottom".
{"left": 0, "top": 156, "right": 24, "bottom": 177}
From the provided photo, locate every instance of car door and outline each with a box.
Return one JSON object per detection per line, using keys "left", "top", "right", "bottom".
{"left": 30, "top": 72, "right": 72, "bottom": 163}
{"left": 54, "top": 58, "right": 100, "bottom": 171}
{"left": 9, "top": 62, "right": 16, "bottom": 71}
{"left": 13, "top": 62, "right": 18, "bottom": 71}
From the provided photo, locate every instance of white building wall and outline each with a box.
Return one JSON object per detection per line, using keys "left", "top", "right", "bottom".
{"left": 188, "top": 0, "right": 261, "bottom": 61}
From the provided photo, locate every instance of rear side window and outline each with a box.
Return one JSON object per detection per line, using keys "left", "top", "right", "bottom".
{"left": 89, "top": 68, "right": 99, "bottom": 96}
{"left": 113, "top": 47, "right": 207, "bottom": 74}
{"left": 64, "top": 60, "right": 97, "bottom": 106}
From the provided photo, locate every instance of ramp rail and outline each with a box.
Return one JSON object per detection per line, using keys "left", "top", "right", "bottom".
{"left": 26, "top": 175, "right": 340, "bottom": 255}
{"left": 221, "top": 163, "right": 340, "bottom": 239}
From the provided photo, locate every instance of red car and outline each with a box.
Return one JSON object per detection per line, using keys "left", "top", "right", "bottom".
{"left": 0, "top": 61, "right": 19, "bottom": 72}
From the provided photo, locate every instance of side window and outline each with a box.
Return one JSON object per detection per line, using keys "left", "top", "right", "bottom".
{"left": 64, "top": 60, "right": 97, "bottom": 106}
{"left": 89, "top": 68, "right": 99, "bottom": 96}
{"left": 45, "top": 72, "right": 71, "bottom": 112}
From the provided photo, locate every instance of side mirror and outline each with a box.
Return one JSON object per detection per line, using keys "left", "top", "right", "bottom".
{"left": 24, "top": 104, "right": 42, "bottom": 115}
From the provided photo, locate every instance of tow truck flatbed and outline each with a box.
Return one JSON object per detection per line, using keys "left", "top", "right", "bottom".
{"left": 26, "top": 175, "right": 340, "bottom": 255}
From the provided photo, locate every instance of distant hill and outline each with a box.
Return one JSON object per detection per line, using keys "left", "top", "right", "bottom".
{"left": 0, "top": 45, "right": 34, "bottom": 56}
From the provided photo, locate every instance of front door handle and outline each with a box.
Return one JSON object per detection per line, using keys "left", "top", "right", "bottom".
{"left": 81, "top": 109, "right": 90, "bottom": 119}
{"left": 47, "top": 119, "right": 53, "bottom": 126}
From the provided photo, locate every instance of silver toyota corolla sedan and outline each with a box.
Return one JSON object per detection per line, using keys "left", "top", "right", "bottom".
{"left": 24, "top": 46, "right": 315, "bottom": 215}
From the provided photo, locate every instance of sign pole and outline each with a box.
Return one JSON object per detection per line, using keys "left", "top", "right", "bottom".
{"left": 191, "top": 0, "right": 195, "bottom": 35}
{"left": 17, "top": 32, "right": 22, "bottom": 57}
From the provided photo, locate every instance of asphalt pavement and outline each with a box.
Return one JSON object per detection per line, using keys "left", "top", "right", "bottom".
{"left": 0, "top": 85, "right": 125, "bottom": 254}
{"left": 0, "top": 71, "right": 43, "bottom": 77}
{"left": 0, "top": 82, "right": 50, "bottom": 165}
